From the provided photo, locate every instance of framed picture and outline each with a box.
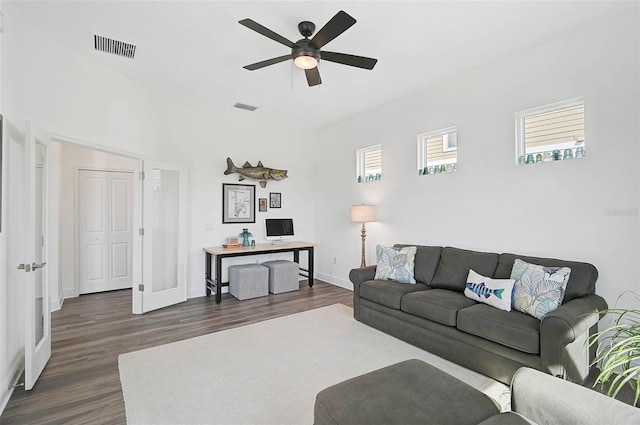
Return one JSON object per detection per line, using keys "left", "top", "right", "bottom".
{"left": 258, "top": 198, "right": 267, "bottom": 212}
{"left": 222, "top": 183, "right": 255, "bottom": 223}
{"left": 269, "top": 192, "right": 281, "bottom": 208}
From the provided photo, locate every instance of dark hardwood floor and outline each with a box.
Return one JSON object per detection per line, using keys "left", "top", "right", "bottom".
{"left": 1, "top": 280, "right": 353, "bottom": 424}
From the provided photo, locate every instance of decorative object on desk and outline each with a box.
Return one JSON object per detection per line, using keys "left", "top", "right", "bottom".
{"left": 589, "top": 291, "right": 640, "bottom": 407}
{"left": 350, "top": 204, "right": 377, "bottom": 268}
{"left": 258, "top": 198, "right": 267, "bottom": 212}
{"left": 251, "top": 239, "right": 255, "bottom": 247}
{"left": 224, "top": 157, "right": 288, "bottom": 188}
{"left": 225, "top": 236, "right": 240, "bottom": 245}
{"left": 239, "top": 228, "right": 253, "bottom": 246}
{"left": 269, "top": 192, "right": 281, "bottom": 208}
{"left": 222, "top": 183, "right": 255, "bottom": 224}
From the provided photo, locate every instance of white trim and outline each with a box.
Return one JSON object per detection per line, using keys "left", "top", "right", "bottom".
{"left": 514, "top": 97, "right": 584, "bottom": 164}
{"left": 0, "top": 356, "right": 24, "bottom": 416}
{"left": 47, "top": 134, "right": 144, "bottom": 314}
{"left": 50, "top": 296, "right": 64, "bottom": 312}
{"left": 356, "top": 144, "right": 382, "bottom": 181}
{"left": 417, "top": 126, "right": 458, "bottom": 170}
{"left": 50, "top": 134, "right": 144, "bottom": 160}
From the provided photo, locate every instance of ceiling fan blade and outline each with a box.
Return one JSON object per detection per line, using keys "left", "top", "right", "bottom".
{"left": 305, "top": 67, "right": 322, "bottom": 86}
{"left": 239, "top": 18, "right": 294, "bottom": 48}
{"left": 243, "top": 55, "right": 291, "bottom": 71}
{"left": 321, "top": 51, "right": 378, "bottom": 70}
{"left": 310, "top": 10, "right": 356, "bottom": 49}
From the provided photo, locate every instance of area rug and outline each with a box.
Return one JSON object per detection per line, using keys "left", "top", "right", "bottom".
{"left": 119, "top": 304, "right": 509, "bottom": 424}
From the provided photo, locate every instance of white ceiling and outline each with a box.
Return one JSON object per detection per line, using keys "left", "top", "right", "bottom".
{"left": 10, "top": 1, "right": 636, "bottom": 130}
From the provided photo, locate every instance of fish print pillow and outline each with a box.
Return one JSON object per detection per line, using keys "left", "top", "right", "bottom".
{"left": 510, "top": 259, "right": 571, "bottom": 320}
{"left": 374, "top": 245, "right": 417, "bottom": 284}
{"left": 464, "top": 269, "right": 515, "bottom": 311}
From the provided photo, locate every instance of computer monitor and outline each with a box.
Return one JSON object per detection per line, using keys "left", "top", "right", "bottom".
{"left": 265, "top": 218, "right": 294, "bottom": 243}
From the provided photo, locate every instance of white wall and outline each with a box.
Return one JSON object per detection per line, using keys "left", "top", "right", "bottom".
{"left": 0, "top": 1, "right": 315, "bottom": 410}
{"left": 160, "top": 103, "right": 317, "bottom": 296}
{"left": 313, "top": 11, "right": 640, "bottom": 309}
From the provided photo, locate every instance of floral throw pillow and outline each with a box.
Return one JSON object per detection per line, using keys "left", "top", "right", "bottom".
{"left": 374, "top": 245, "right": 417, "bottom": 284}
{"left": 510, "top": 259, "right": 571, "bottom": 320}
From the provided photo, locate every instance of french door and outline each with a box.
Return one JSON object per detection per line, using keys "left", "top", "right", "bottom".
{"left": 22, "top": 122, "right": 51, "bottom": 390}
{"left": 134, "top": 161, "right": 188, "bottom": 313}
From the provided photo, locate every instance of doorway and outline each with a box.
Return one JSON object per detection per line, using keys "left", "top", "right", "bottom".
{"left": 53, "top": 141, "right": 137, "bottom": 299}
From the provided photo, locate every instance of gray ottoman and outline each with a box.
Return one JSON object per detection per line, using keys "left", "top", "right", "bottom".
{"left": 314, "top": 359, "right": 499, "bottom": 425}
{"left": 228, "top": 264, "right": 268, "bottom": 300}
{"left": 262, "top": 260, "right": 299, "bottom": 294}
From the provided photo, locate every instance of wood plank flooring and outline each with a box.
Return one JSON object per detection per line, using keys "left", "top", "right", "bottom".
{"left": 1, "top": 280, "right": 353, "bottom": 424}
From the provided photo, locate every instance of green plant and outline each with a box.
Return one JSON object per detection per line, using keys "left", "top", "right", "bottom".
{"left": 589, "top": 292, "right": 640, "bottom": 407}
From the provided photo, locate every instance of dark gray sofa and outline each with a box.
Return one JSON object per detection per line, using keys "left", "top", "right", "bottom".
{"left": 349, "top": 245, "right": 608, "bottom": 384}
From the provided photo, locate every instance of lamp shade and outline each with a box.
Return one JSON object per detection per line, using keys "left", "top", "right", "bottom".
{"left": 350, "top": 205, "right": 377, "bottom": 222}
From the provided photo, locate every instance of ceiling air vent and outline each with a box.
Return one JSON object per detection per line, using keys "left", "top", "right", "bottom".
{"left": 233, "top": 103, "right": 258, "bottom": 112}
{"left": 94, "top": 34, "right": 136, "bottom": 59}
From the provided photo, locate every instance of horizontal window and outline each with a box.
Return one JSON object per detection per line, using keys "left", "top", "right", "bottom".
{"left": 417, "top": 127, "right": 458, "bottom": 175}
{"left": 516, "top": 98, "right": 585, "bottom": 165}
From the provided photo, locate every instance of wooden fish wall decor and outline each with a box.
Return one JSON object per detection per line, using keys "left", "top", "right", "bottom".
{"left": 224, "top": 157, "right": 288, "bottom": 188}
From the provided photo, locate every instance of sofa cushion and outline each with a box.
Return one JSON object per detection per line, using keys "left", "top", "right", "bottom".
{"left": 511, "top": 259, "right": 571, "bottom": 320}
{"left": 402, "top": 289, "right": 477, "bottom": 326}
{"left": 360, "top": 280, "right": 428, "bottom": 310}
{"left": 494, "top": 253, "right": 597, "bottom": 302}
{"left": 394, "top": 245, "right": 442, "bottom": 285}
{"left": 477, "top": 412, "right": 535, "bottom": 425}
{"left": 374, "top": 245, "right": 417, "bottom": 284}
{"left": 457, "top": 304, "right": 541, "bottom": 354}
{"left": 431, "top": 247, "right": 500, "bottom": 292}
{"left": 464, "top": 269, "right": 515, "bottom": 312}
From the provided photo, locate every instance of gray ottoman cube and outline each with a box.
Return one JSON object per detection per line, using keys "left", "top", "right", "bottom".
{"left": 228, "top": 264, "right": 268, "bottom": 300}
{"left": 262, "top": 260, "right": 299, "bottom": 294}
{"left": 314, "top": 359, "right": 499, "bottom": 425}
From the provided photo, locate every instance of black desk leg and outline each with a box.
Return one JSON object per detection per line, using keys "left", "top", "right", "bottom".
{"left": 205, "top": 252, "right": 212, "bottom": 296}
{"left": 308, "top": 247, "right": 314, "bottom": 287}
{"left": 215, "top": 255, "right": 223, "bottom": 304}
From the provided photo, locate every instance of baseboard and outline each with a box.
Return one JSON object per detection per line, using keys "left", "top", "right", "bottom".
{"left": 0, "top": 355, "right": 24, "bottom": 416}
{"left": 316, "top": 272, "right": 353, "bottom": 291}
{"left": 50, "top": 296, "right": 64, "bottom": 312}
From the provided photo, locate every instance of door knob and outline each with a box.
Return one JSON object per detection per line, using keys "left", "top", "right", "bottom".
{"left": 32, "top": 262, "right": 46, "bottom": 270}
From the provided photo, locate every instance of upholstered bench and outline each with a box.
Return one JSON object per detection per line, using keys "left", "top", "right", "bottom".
{"left": 263, "top": 260, "right": 299, "bottom": 294}
{"left": 228, "top": 264, "right": 268, "bottom": 300}
{"left": 314, "top": 359, "right": 499, "bottom": 425}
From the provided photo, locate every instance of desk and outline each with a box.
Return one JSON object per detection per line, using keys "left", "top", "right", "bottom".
{"left": 203, "top": 242, "right": 316, "bottom": 304}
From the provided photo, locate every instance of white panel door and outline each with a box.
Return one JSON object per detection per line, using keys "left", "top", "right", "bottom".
{"left": 140, "top": 162, "right": 188, "bottom": 313}
{"left": 23, "top": 122, "right": 51, "bottom": 390}
{"left": 78, "top": 170, "right": 133, "bottom": 294}
{"left": 78, "top": 170, "right": 108, "bottom": 294}
{"left": 108, "top": 172, "right": 133, "bottom": 290}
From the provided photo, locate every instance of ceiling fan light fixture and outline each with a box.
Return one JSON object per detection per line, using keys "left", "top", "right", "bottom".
{"left": 294, "top": 55, "right": 318, "bottom": 70}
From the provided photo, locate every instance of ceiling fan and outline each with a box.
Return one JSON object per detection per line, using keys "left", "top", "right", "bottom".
{"left": 239, "top": 10, "right": 378, "bottom": 87}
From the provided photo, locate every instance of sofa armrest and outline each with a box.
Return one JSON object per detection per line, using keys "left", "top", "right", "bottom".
{"left": 349, "top": 266, "right": 376, "bottom": 321}
{"left": 511, "top": 367, "right": 640, "bottom": 425}
{"left": 540, "top": 294, "right": 607, "bottom": 382}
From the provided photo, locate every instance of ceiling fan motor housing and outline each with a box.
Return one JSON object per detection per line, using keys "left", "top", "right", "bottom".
{"left": 292, "top": 39, "right": 321, "bottom": 64}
